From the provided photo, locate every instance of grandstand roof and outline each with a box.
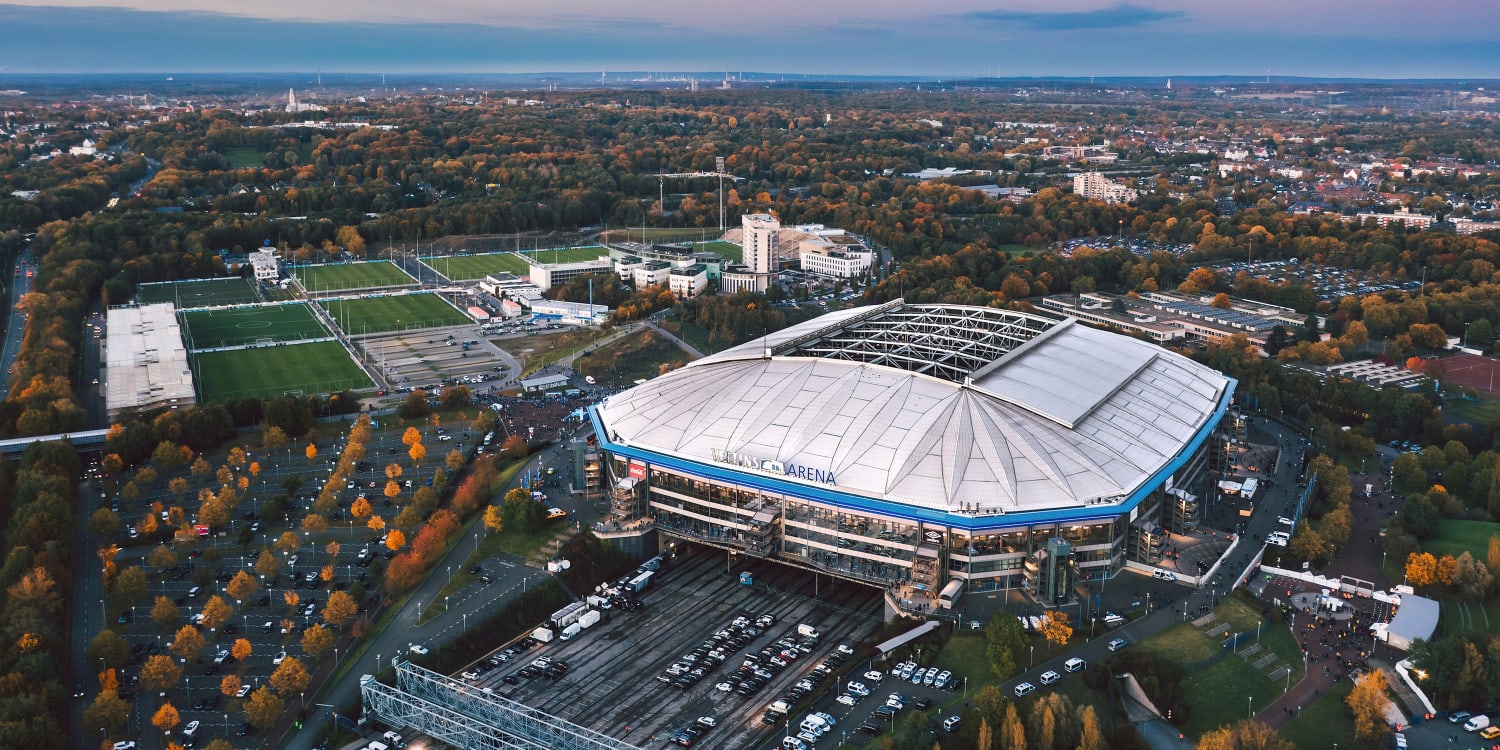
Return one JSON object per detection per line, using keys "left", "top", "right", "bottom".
{"left": 596, "top": 302, "right": 1231, "bottom": 515}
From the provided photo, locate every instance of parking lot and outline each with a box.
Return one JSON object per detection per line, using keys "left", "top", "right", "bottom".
{"left": 426, "top": 546, "right": 888, "bottom": 749}
{"left": 1194, "top": 258, "right": 1423, "bottom": 301}
{"left": 358, "top": 332, "right": 514, "bottom": 394}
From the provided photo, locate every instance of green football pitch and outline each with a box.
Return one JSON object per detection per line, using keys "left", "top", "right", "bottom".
{"left": 421, "top": 253, "right": 531, "bottom": 280}
{"left": 692, "top": 240, "right": 743, "bottom": 262}
{"left": 193, "top": 341, "right": 371, "bottom": 401}
{"left": 518, "top": 246, "right": 610, "bottom": 265}
{"left": 137, "top": 278, "right": 259, "bottom": 307}
{"left": 321, "top": 293, "right": 471, "bottom": 335}
{"left": 179, "top": 304, "right": 328, "bottom": 350}
{"left": 293, "top": 261, "right": 415, "bottom": 291}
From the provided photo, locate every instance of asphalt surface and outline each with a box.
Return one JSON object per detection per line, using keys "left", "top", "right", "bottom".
{"left": 0, "top": 249, "right": 33, "bottom": 394}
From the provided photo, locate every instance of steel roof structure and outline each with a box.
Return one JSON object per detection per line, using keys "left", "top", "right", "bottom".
{"left": 595, "top": 301, "right": 1232, "bottom": 520}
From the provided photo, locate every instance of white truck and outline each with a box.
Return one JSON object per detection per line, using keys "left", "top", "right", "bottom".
{"left": 531, "top": 626, "right": 554, "bottom": 643}
{"left": 578, "top": 609, "right": 601, "bottom": 629}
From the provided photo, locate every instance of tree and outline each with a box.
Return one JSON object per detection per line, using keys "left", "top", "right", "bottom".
{"left": 191, "top": 456, "right": 212, "bottom": 478}
{"left": 170, "top": 625, "right": 206, "bottom": 661}
{"left": 351, "top": 496, "right": 372, "bottom": 519}
{"left": 1076, "top": 705, "right": 1103, "bottom": 750}
{"left": 151, "top": 595, "right": 180, "bottom": 630}
{"left": 1037, "top": 610, "right": 1072, "bottom": 647}
{"left": 1435, "top": 554, "right": 1459, "bottom": 586}
{"left": 301, "top": 513, "right": 329, "bottom": 534}
{"left": 501, "top": 435, "right": 528, "bottom": 460}
{"left": 977, "top": 718, "right": 993, "bottom": 750}
{"left": 231, "top": 638, "right": 253, "bottom": 662}
{"left": 301, "top": 623, "right": 334, "bottom": 656}
{"left": 402, "top": 426, "right": 422, "bottom": 447}
{"left": 1195, "top": 719, "right": 1293, "bottom": 750}
{"left": 148, "top": 544, "right": 178, "bottom": 570}
{"left": 102, "top": 453, "right": 124, "bottom": 475}
{"left": 999, "top": 702, "right": 1026, "bottom": 750}
{"left": 305, "top": 443, "right": 318, "bottom": 461}
{"left": 400, "top": 390, "right": 431, "bottom": 419}
{"left": 243, "top": 686, "right": 284, "bottom": 729}
{"left": 152, "top": 702, "right": 181, "bottom": 733}
{"left": 385, "top": 529, "right": 406, "bottom": 551}
{"left": 1406, "top": 551, "right": 1437, "bottom": 586}
{"left": 385, "top": 462, "right": 404, "bottom": 480}
{"left": 1346, "top": 669, "right": 1391, "bottom": 741}
{"left": 255, "top": 549, "right": 280, "bottom": 578}
{"left": 200, "top": 595, "right": 233, "bottom": 630}
{"left": 226, "top": 570, "right": 259, "bottom": 601}
{"left": 89, "top": 507, "right": 120, "bottom": 537}
{"left": 483, "top": 505, "right": 504, "bottom": 533}
{"left": 269, "top": 656, "right": 311, "bottom": 696}
{"left": 984, "top": 614, "right": 1027, "bottom": 679}
{"left": 445, "top": 449, "right": 465, "bottom": 472}
{"left": 502, "top": 489, "right": 542, "bottom": 533}
{"left": 219, "top": 674, "right": 242, "bottom": 698}
{"left": 262, "top": 424, "right": 289, "bottom": 449}
{"left": 409, "top": 442, "right": 427, "bottom": 466}
{"left": 138, "top": 654, "right": 182, "bottom": 692}
{"left": 168, "top": 476, "right": 189, "bottom": 500}
{"left": 87, "top": 628, "right": 130, "bottom": 670}
{"left": 1303, "top": 313, "right": 1321, "bottom": 342}
{"left": 275, "top": 531, "right": 300, "bottom": 553}
{"left": 115, "top": 565, "right": 148, "bottom": 602}
{"left": 324, "top": 590, "right": 358, "bottom": 627}
{"left": 384, "top": 480, "right": 401, "bottom": 500}
{"left": 83, "top": 690, "right": 129, "bottom": 734}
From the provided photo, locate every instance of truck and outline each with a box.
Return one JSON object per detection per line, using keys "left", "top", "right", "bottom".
{"left": 559, "top": 623, "right": 582, "bottom": 641}
{"left": 577, "top": 609, "right": 601, "bottom": 629}
{"left": 628, "top": 570, "right": 654, "bottom": 592}
{"left": 1364, "top": 483, "right": 1374, "bottom": 498}
{"left": 531, "top": 627, "right": 554, "bottom": 643}
{"left": 550, "top": 601, "right": 588, "bottom": 630}
{"left": 586, "top": 595, "right": 609, "bottom": 608}
{"left": 766, "top": 700, "right": 790, "bottom": 716}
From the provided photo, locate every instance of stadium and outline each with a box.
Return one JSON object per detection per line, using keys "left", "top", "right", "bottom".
{"left": 591, "top": 300, "right": 1235, "bottom": 606}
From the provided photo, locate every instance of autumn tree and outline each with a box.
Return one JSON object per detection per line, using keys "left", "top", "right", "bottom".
{"left": 1346, "top": 669, "right": 1391, "bottom": 741}
{"left": 219, "top": 674, "right": 242, "bottom": 697}
{"left": 483, "top": 505, "right": 504, "bottom": 533}
{"left": 305, "top": 443, "right": 318, "bottom": 461}
{"left": 115, "top": 565, "right": 149, "bottom": 602}
{"left": 402, "top": 426, "right": 422, "bottom": 447}
{"left": 89, "top": 507, "right": 120, "bottom": 537}
{"left": 1435, "top": 554, "right": 1459, "bottom": 586}
{"left": 151, "top": 595, "right": 180, "bottom": 630}
{"left": 324, "top": 590, "right": 358, "bottom": 627}
{"left": 148, "top": 544, "right": 178, "bottom": 570}
{"left": 170, "top": 625, "right": 206, "bottom": 661}
{"left": 87, "top": 628, "right": 130, "bottom": 670}
{"left": 384, "top": 480, "right": 401, "bottom": 500}
{"left": 501, "top": 435, "right": 528, "bottom": 459}
{"left": 999, "top": 702, "right": 1026, "bottom": 750}
{"left": 152, "top": 702, "right": 181, "bottom": 733}
{"left": 269, "top": 655, "right": 311, "bottom": 696}
{"left": 226, "top": 570, "right": 259, "bottom": 602}
{"left": 231, "top": 638, "right": 253, "bottom": 662}
{"left": 385, "top": 462, "right": 403, "bottom": 480}
{"left": 262, "top": 424, "right": 288, "bottom": 448}
{"left": 1037, "top": 610, "right": 1072, "bottom": 647}
{"left": 367, "top": 515, "right": 386, "bottom": 532}
{"left": 1196, "top": 719, "right": 1293, "bottom": 750}
{"left": 351, "top": 496, "right": 371, "bottom": 519}
{"left": 138, "top": 654, "right": 183, "bottom": 692}
{"left": 254, "top": 549, "right": 280, "bottom": 578}
{"left": 301, "top": 513, "right": 329, "bottom": 534}
{"left": 385, "top": 529, "right": 406, "bottom": 552}
{"left": 274, "top": 531, "right": 300, "bottom": 553}
{"left": 243, "top": 686, "right": 284, "bottom": 729}
{"left": 1076, "top": 705, "right": 1104, "bottom": 750}
{"left": 83, "top": 690, "right": 129, "bottom": 734}
{"left": 301, "top": 623, "right": 334, "bottom": 656}
{"left": 1406, "top": 551, "right": 1437, "bottom": 586}
{"left": 445, "top": 449, "right": 465, "bottom": 471}
{"left": 200, "top": 595, "right": 233, "bottom": 630}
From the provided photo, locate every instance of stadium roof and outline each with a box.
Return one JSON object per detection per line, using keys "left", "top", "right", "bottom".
{"left": 596, "top": 302, "right": 1231, "bottom": 516}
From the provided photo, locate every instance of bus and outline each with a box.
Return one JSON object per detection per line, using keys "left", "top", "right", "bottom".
{"left": 938, "top": 579, "right": 965, "bottom": 609}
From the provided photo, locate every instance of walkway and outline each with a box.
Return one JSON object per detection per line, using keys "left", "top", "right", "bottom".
{"left": 640, "top": 317, "right": 705, "bottom": 360}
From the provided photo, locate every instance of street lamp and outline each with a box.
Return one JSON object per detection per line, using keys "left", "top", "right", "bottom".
{"left": 1030, "top": 645, "right": 1035, "bottom": 670}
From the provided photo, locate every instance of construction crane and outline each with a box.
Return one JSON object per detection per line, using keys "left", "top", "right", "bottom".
{"left": 657, "top": 157, "right": 743, "bottom": 232}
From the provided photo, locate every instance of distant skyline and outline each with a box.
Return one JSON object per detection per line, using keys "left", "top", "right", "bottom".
{"left": 0, "top": 1, "right": 1496, "bottom": 78}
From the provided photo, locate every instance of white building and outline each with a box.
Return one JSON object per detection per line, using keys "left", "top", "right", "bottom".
{"left": 669, "top": 264, "right": 709, "bottom": 298}
{"left": 1351, "top": 207, "right": 1435, "bottom": 229}
{"left": 527, "top": 299, "right": 611, "bottom": 326}
{"left": 720, "top": 265, "right": 775, "bottom": 294}
{"left": 614, "top": 255, "right": 643, "bottom": 282}
{"left": 799, "top": 235, "right": 874, "bottom": 278}
{"left": 742, "top": 214, "right": 780, "bottom": 275}
{"left": 526, "top": 256, "right": 613, "bottom": 291}
{"left": 1073, "top": 172, "right": 1137, "bottom": 204}
{"left": 633, "top": 260, "right": 672, "bottom": 288}
{"left": 478, "top": 274, "right": 544, "bottom": 301}
{"left": 249, "top": 249, "right": 280, "bottom": 282}
{"left": 104, "top": 304, "right": 197, "bottom": 420}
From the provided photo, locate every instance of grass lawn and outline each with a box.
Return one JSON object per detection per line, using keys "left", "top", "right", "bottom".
{"left": 1137, "top": 621, "right": 1220, "bottom": 663}
{"left": 931, "top": 632, "right": 994, "bottom": 683}
{"left": 1279, "top": 678, "right": 1358, "bottom": 750}
{"left": 220, "top": 146, "right": 263, "bottom": 169}
{"left": 692, "top": 240, "right": 742, "bottom": 262}
{"left": 421, "top": 252, "right": 531, "bottom": 280}
{"left": 495, "top": 327, "right": 614, "bottom": 378}
{"left": 599, "top": 227, "right": 722, "bottom": 245}
{"left": 137, "top": 277, "right": 259, "bottom": 307}
{"left": 997, "top": 243, "right": 1041, "bottom": 257}
{"left": 1426, "top": 518, "right": 1500, "bottom": 560}
{"left": 1178, "top": 657, "right": 1289, "bottom": 738}
{"left": 321, "top": 293, "right": 471, "bottom": 334}
{"left": 193, "top": 341, "right": 371, "bottom": 400}
{"left": 1443, "top": 396, "right": 1500, "bottom": 425}
{"left": 293, "top": 260, "right": 415, "bottom": 291}
{"left": 657, "top": 317, "right": 720, "bottom": 355}
{"left": 574, "top": 329, "right": 693, "bottom": 387}
{"left": 518, "top": 246, "right": 610, "bottom": 265}
{"left": 179, "top": 303, "right": 327, "bottom": 349}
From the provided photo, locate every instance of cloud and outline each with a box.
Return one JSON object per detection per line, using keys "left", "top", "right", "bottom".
{"left": 956, "top": 2, "right": 1185, "bottom": 30}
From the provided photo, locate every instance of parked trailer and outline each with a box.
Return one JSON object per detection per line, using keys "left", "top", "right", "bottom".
{"left": 549, "top": 601, "right": 588, "bottom": 630}
{"left": 628, "top": 570, "right": 654, "bottom": 592}
{"left": 531, "top": 627, "right": 554, "bottom": 643}
{"left": 577, "top": 609, "right": 601, "bottom": 629}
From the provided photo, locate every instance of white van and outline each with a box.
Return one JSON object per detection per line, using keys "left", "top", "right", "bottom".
{"left": 366, "top": 741, "right": 390, "bottom": 750}
{"left": 1103, "top": 614, "right": 1126, "bottom": 629}
{"left": 942, "top": 716, "right": 962, "bottom": 732}
{"left": 1064, "top": 657, "right": 1087, "bottom": 673}
{"left": 1014, "top": 681, "right": 1036, "bottom": 697}
{"left": 1464, "top": 714, "right": 1490, "bottom": 732}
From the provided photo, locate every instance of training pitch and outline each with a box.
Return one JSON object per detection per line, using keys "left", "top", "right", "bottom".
{"left": 293, "top": 261, "right": 416, "bottom": 291}
{"left": 192, "top": 341, "right": 371, "bottom": 401}
{"left": 421, "top": 252, "right": 531, "bottom": 280}
{"left": 179, "top": 303, "right": 328, "bottom": 350}
{"left": 136, "top": 278, "right": 259, "bottom": 308}
{"left": 321, "top": 293, "right": 471, "bottom": 335}
{"left": 692, "top": 240, "right": 743, "bottom": 262}
{"left": 518, "top": 246, "right": 610, "bottom": 265}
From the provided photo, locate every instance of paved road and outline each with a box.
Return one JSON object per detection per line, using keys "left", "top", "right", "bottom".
{"left": 0, "top": 249, "right": 33, "bottom": 394}
{"left": 641, "top": 314, "right": 705, "bottom": 360}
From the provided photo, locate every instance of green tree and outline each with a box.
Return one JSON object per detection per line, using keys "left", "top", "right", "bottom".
{"left": 984, "top": 614, "right": 1027, "bottom": 679}
{"left": 87, "top": 628, "right": 130, "bottom": 670}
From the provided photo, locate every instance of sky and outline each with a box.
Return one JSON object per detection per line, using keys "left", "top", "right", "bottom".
{"left": 0, "top": 0, "right": 1497, "bottom": 78}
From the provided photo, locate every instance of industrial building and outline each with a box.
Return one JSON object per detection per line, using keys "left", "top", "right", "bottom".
{"left": 590, "top": 300, "right": 1234, "bottom": 610}
{"left": 526, "top": 255, "right": 613, "bottom": 291}
{"left": 103, "top": 303, "right": 198, "bottom": 420}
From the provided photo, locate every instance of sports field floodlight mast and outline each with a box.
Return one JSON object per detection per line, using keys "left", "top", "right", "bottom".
{"left": 657, "top": 158, "right": 741, "bottom": 233}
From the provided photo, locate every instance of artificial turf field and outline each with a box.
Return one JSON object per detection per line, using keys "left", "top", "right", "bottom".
{"left": 292, "top": 261, "right": 415, "bottom": 291}
{"left": 421, "top": 252, "right": 531, "bottom": 280}
{"left": 517, "top": 246, "right": 610, "bottom": 265}
{"left": 192, "top": 341, "right": 371, "bottom": 401}
{"left": 136, "top": 278, "right": 259, "bottom": 307}
{"left": 179, "top": 303, "right": 328, "bottom": 349}
{"left": 320, "top": 293, "right": 471, "bottom": 334}
{"left": 692, "top": 240, "right": 743, "bottom": 262}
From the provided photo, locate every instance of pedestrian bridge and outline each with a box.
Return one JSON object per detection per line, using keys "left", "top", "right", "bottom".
{"left": 0, "top": 428, "right": 109, "bottom": 456}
